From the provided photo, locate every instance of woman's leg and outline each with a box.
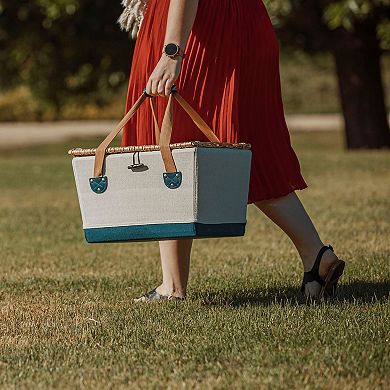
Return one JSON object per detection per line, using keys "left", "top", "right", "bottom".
{"left": 152, "top": 192, "right": 338, "bottom": 298}
{"left": 155, "top": 239, "right": 193, "bottom": 298}
{"left": 255, "top": 191, "right": 339, "bottom": 277}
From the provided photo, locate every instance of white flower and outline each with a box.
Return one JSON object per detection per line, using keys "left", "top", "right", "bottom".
{"left": 117, "top": 0, "right": 149, "bottom": 39}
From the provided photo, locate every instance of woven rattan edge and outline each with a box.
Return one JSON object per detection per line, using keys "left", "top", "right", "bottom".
{"left": 68, "top": 141, "right": 251, "bottom": 157}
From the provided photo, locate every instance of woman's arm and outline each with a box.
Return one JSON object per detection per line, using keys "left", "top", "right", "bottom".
{"left": 164, "top": 0, "right": 199, "bottom": 49}
{"left": 146, "top": 0, "right": 199, "bottom": 97}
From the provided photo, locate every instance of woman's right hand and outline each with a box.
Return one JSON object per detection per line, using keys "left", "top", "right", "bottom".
{"left": 146, "top": 54, "right": 182, "bottom": 97}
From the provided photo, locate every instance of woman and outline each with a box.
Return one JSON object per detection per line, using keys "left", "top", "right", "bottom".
{"left": 118, "top": 0, "right": 345, "bottom": 301}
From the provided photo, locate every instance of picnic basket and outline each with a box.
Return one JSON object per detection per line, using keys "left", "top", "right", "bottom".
{"left": 68, "top": 87, "right": 252, "bottom": 243}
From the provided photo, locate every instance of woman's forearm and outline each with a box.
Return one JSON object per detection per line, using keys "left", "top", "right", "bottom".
{"left": 164, "top": 0, "right": 199, "bottom": 49}
{"left": 146, "top": 0, "right": 199, "bottom": 96}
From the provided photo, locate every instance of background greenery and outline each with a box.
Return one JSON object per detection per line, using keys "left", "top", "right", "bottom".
{"left": 0, "top": 0, "right": 129, "bottom": 118}
{"left": 0, "top": 132, "right": 389, "bottom": 388}
{"left": 0, "top": 50, "right": 388, "bottom": 121}
{"left": 0, "top": 0, "right": 389, "bottom": 121}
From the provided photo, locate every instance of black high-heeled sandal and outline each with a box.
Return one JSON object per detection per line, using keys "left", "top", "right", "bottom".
{"left": 133, "top": 287, "right": 186, "bottom": 303}
{"left": 301, "top": 245, "right": 345, "bottom": 299}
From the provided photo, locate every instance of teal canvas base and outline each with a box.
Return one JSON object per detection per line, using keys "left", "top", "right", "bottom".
{"left": 84, "top": 222, "right": 246, "bottom": 243}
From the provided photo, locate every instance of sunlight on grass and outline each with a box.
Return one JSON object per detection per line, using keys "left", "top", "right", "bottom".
{"left": 0, "top": 132, "right": 389, "bottom": 388}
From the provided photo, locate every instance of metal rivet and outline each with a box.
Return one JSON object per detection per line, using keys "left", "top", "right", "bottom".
{"left": 176, "top": 173, "right": 179, "bottom": 177}
{"left": 163, "top": 174, "right": 167, "bottom": 177}
{"left": 90, "top": 178, "right": 93, "bottom": 182}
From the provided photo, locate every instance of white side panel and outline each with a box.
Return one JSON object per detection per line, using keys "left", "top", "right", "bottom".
{"left": 72, "top": 148, "right": 196, "bottom": 229}
{"left": 195, "top": 148, "right": 252, "bottom": 224}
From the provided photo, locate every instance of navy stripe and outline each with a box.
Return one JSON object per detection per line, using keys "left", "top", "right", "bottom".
{"left": 84, "top": 222, "right": 246, "bottom": 243}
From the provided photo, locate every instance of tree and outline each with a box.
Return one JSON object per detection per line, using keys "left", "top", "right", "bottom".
{"left": 1, "top": 0, "right": 389, "bottom": 148}
{"left": 264, "top": 0, "right": 390, "bottom": 149}
{"left": 0, "top": 0, "right": 134, "bottom": 118}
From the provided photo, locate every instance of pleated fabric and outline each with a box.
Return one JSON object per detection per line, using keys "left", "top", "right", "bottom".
{"left": 121, "top": 0, "right": 308, "bottom": 203}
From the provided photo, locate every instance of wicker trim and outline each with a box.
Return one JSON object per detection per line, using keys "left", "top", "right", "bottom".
{"left": 68, "top": 141, "right": 251, "bottom": 157}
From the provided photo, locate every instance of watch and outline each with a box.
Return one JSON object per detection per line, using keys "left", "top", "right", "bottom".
{"left": 162, "top": 43, "right": 185, "bottom": 59}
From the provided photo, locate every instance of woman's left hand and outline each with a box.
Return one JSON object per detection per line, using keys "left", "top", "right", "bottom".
{"left": 145, "top": 55, "right": 182, "bottom": 97}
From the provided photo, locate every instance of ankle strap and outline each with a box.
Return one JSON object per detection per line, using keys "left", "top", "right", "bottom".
{"left": 301, "top": 245, "right": 333, "bottom": 291}
{"left": 311, "top": 245, "right": 333, "bottom": 276}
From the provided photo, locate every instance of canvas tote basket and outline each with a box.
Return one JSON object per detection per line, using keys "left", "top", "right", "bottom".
{"left": 68, "top": 87, "right": 252, "bottom": 243}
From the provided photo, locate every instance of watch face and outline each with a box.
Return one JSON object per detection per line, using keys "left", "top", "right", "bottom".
{"left": 165, "top": 43, "right": 179, "bottom": 56}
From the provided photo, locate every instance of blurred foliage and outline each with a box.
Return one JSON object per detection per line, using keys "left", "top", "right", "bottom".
{"left": 0, "top": 0, "right": 134, "bottom": 118}
{"left": 264, "top": 0, "right": 390, "bottom": 50}
{"left": 266, "top": 1, "right": 390, "bottom": 148}
{"left": 324, "top": 0, "right": 390, "bottom": 50}
{"left": 0, "top": 51, "right": 345, "bottom": 121}
{"left": 0, "top": 1, "right": 389, "bottom": 120}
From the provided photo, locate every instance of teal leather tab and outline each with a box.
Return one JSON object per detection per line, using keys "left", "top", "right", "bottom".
{"left": 163, "top": 172, "right": 182, "bottom": 189}
{"left": 89, "top": 176, "right": 108, "bottom": 194}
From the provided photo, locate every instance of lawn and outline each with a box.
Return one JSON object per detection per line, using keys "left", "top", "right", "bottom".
{"left": 0, "top": 132, "right": 389, "bottom": 389}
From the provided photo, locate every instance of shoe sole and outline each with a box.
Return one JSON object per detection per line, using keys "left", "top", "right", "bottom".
{"left": 320, "top": 259, "right": 346, "bottom": 299}
{"left": 133, "top": 296, "right": 185, "bottom": 303}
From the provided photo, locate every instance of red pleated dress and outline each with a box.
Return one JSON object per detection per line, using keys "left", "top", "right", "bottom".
{"left": 121, "top": 0, "right": 308, "bottom": 203}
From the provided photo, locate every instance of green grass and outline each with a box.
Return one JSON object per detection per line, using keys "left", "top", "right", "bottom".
{"left": 0, "top": 132, "right": 389, "bottom": 389}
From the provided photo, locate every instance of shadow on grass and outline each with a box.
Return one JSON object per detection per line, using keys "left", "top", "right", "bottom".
{"left": 1, "top": 277, "right": 388, "bottom": 307}
{"left": 196, "top": 280, "right": 389, "bottom": 307}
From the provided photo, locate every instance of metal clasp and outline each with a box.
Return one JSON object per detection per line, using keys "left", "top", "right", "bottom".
{"left": 128, "top": 151, "right": 147, "bottom": 171}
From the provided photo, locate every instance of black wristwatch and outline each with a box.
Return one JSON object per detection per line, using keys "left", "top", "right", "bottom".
{"left": 162, "top": 43, "right": 185, "bottom": 59}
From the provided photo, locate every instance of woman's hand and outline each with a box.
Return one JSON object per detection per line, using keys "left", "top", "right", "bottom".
{"left": 145, "top": 55, "right": 182, "bottom": 97}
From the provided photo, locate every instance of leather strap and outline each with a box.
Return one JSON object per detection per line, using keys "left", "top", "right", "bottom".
{"left": 93, "top": 92, "right": 147, "bottom": 177}
{"left": 300, "top": 245, "right": 334, "bottom": 292}
{"left": 93, "top": 88, "right": 220, "bottom": 177}
{"left": 173, "top": 92, "right": 220, "bottom": 143}
{"left": 159, "top": 93, "right": 176, "bottom": 172}
{"left": 149, "top": 98, "right": 160, "bottom": 144}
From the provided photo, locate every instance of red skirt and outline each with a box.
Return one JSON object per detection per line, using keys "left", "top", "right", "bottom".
{"left": 121, "top": 0, "right": 308, "bottom": 203}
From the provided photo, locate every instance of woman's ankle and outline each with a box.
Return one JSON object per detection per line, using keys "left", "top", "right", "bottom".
{"left": 299, "top": 243, "right": 325, "bottom": 271}
{"left": 300, "top": 244, "right": 340, "bottom": 278}
{"left": 318, "top": 249, "right": 340, "bottom": 279}
{"left": 156, "top": 283, "right": 186, "bottom": 298}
